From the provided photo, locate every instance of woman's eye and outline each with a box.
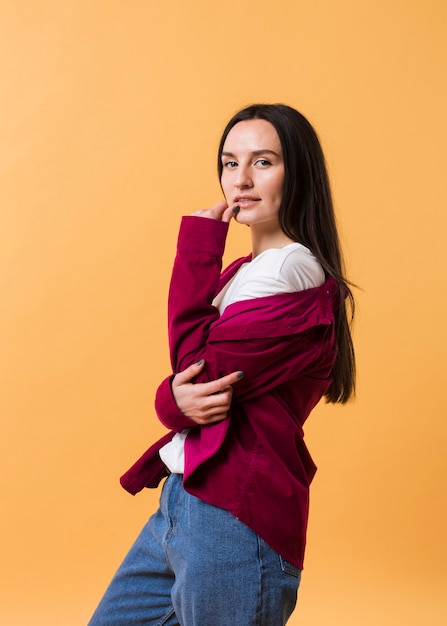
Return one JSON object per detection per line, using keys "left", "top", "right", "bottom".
{"left": 224, "top": 161, "right": 238, "bottom": 169}
{"left": 255, "top": 159, "right": 272, "bottom": 167}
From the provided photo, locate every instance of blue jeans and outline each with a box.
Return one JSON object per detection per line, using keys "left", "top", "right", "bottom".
{"left": 88, "top": 474, "right": 301, "bottom": 625}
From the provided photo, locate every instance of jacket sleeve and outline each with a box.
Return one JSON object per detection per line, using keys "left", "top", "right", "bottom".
{"left": 167, "top": 216, "right": 229, "bottom": 371}
{"left": 152, "top": 215, "right": 230, "bottom": 432}
{"left": 155, "top": 217, "right": 334, "bottom": 431}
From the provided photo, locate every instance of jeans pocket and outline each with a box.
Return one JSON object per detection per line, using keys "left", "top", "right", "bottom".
{"left": 279, "top": 556, "right": 302, "bottom": 580}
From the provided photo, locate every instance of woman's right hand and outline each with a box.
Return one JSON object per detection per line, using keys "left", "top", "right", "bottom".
{"left": 191, "top": 200, "right": 239, "bottom": 223}
{"left": 171, "top": 360, "right": 244, "bottom": 425}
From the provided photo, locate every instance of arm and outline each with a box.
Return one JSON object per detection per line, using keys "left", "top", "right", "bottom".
{"left": 156, "top": 307, "right": 334, "bottom": 431}
{"left": 167, "top": 202, "right": 236, "bottom": 372}
{"left": 160, "top": 205, "right": 335, "bottom": 431}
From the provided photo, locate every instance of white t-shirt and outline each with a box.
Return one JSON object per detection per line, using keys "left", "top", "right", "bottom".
{"left": 159, "top": 243, "right": 325, "bottom": 473}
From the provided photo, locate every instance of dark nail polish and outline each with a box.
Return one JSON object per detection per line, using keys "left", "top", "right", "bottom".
{"left": 233, "top": 205, "right": 240, "bottom": 213}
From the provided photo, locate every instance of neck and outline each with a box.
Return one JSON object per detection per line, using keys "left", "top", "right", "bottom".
{"left": 250, "top": 226, "right": 295, "bottom": 258}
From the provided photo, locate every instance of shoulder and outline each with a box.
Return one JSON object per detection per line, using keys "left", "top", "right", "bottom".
{"left": 257, "top": 243, "right": 325, "bottom": 292}
{"left": 212, "top": 277, "right": 339, "bottom": 339}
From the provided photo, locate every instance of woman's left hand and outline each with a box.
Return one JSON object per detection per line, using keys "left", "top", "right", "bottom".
{"left": 171, "top": 360, "right": 244, "bottom": 425}
{"left": 191, "top": 200, "right": 238, "bottom": 223}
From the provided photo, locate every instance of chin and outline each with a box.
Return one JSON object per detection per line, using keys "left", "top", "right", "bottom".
{"left": 234, "top": 212, "right": 251, "bottom": 225}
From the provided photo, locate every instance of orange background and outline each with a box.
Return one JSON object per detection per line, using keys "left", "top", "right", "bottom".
{"left": 1, "top": 1, "right": 446, "bottom": 624}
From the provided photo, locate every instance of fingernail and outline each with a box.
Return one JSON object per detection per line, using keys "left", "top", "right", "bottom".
{"left": 196, "top": 359, "right": 204, "bottom": 366}
{"left": 237, "top": 371, "right": 244, "bottom": 378}
{"left": 233, "top": 205, "right": 240, "bottom": 213}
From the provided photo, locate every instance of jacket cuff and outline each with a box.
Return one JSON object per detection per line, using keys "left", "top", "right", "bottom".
{"left": 177, "top": 216, "right": 229, "bottom": 256}
{"left": 155, "top": 375, "right": 197, "bottom": 431}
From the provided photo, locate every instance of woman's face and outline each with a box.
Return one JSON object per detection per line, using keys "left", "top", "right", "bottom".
{"left": 220, "top": 119, "right": 285, "bottom": 231}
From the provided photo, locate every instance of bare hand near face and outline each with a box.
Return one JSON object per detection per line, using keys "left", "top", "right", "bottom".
{"left": 172, "top": 360, "right": 244, "bottom": 425}
{"left": 191, "top": 200, "right": 239, "bottom": 224}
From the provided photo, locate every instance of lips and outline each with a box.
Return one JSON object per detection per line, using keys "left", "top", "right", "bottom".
{"left": 234, "top": 196, "right": 260, "bottom": 205}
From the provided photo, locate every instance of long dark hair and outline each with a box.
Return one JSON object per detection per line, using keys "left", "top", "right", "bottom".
{"left": 217, "top": 104, "right": 355, "bottom": 403}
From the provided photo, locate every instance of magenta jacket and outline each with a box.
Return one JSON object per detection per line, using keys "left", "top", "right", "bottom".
{"left": 121, "top": 216, "right": 340, "bottom": 568}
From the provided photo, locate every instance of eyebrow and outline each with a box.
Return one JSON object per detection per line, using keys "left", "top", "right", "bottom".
{"left": 221, "top": 149, "right": 281, "bottom": 158}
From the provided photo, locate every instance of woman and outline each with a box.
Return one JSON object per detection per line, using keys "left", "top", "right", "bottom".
{"left": 89, "top": 104, "right": 355, "bottom": 625}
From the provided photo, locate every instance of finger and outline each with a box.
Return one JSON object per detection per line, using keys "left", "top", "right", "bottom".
{"left": 210, "top": 200, "right": 229, "bottom": 217}
{"left": 192, "top": 200, "right": 228, "bottom": 220}
{"left": 173, "top": 359, "right": 206, "bottom": 386}
{"left": 205, "top": 413, "right": 229, "bottom": 424}
{"left": 194, "top": 412, "right": 229, "bottom": 425}
{"left": 201, "top": 371, "right": 244, "bottom": 395}
{"left": 202, "top": 389, "right": 233, "bottom": 410}
{"left": 221, "top": 204, "right": 240, "bottom": 223}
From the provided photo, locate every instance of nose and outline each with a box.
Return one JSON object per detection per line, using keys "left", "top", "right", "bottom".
{"left": 235, "top": 165, "right": 253, "bottom": 189}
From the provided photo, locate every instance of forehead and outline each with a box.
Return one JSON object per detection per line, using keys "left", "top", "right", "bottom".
{"left": 222, "top": 119, "right": 281, "bottom": 154}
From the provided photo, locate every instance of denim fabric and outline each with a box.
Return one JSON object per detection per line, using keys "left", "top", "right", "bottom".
{"left": 88, "top": 474, "right": 301, "bottom": 625}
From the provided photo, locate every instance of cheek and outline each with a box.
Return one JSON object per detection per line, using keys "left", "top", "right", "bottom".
{"left": 220, "top": 176, "right": 230, "bottom": 199}
{"left": 274, "top": 174, "right": 285, "bottom": 201}
{"left": 222, "top": 188, "right": 232, "bottom": 204}
{"left": 267, "top": 176, "right": 284, "bottom": 202}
